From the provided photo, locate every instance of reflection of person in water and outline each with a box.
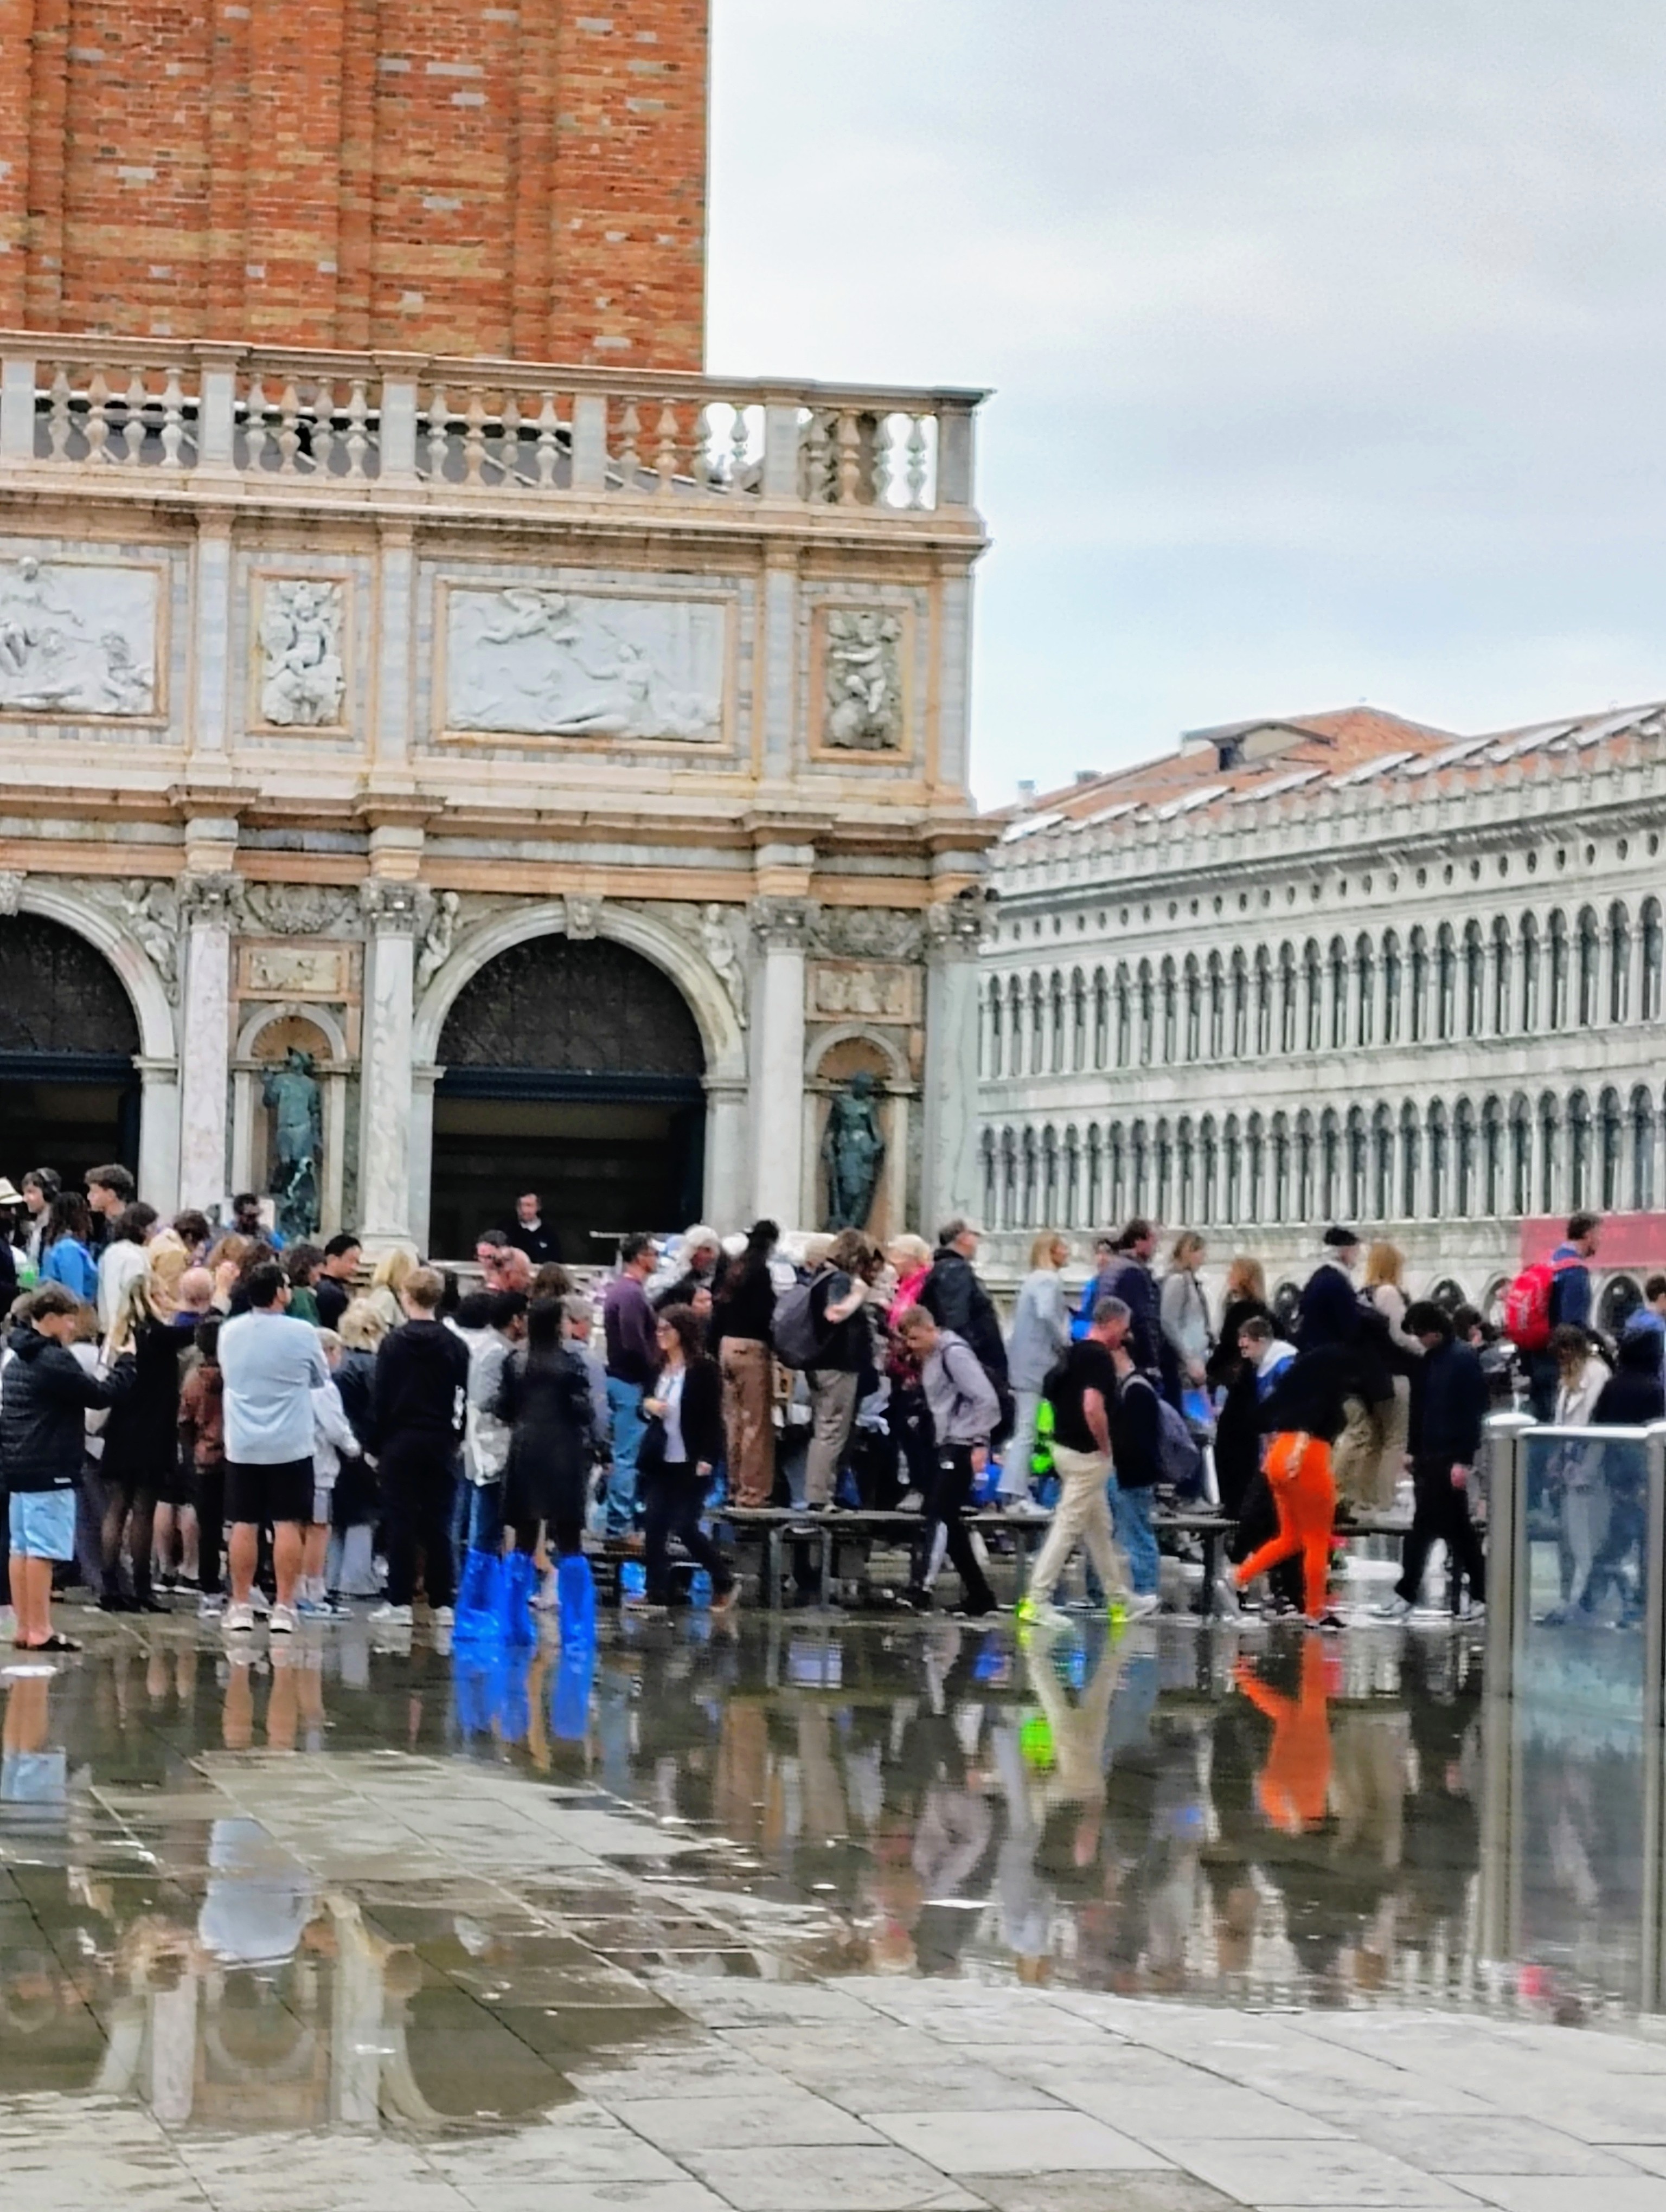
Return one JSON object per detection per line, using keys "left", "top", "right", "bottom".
{"left": 1235, "top": 1641, "right": 1333, "bottom": 1835}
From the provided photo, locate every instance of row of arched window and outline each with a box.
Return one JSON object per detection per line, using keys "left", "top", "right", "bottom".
{"left": 980, "top": 1086, "right": 1663, "bottom": 1232}
{"left": 983, "top": 901, "right": 1666, "bottom": 1077}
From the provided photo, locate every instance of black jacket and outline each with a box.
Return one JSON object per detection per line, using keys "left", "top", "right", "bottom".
{"left": 2, "top": 1327, "right": 131, "bottom": 1492}
{"left": 315, "top": 1276, "right": 353, "bottom": 1332}
{"left": 335, "top": 1346, "right": 378, "bottom": 1455}
{"left": 508, "top": 1217, "right": 563, "bottom": 1266}
{"left": 497, "top": 1346, "right": 594, "bottom": 1522}
{"left": 919, "top": 1249, "right": 1008, "bottom": 1387}
{"left": 711, "top": 1256, "right": 776, "bottom": 1350}
{"left": 1109, "top": 1367, "right": 1163, "bottom": 1490}
{"left": 102, "top": 1315, "right": 188, "bottom": 1484}
{"left": 1105, "top": 1256, "right": 1164, "bottom": 1382}
{"left": 1409, "top": 1339, "right": 1489, "bottom": 1466}
{"left": 373, "top": 1319, "right": 469, "bottom": 1447}
{"left": 1296, "top": 1262, "right": 1359, "bottom": 1354}
{"left": 1258, "top": 1342, "right": 1356, "bottom": 1445}
{"left": 660, "top": 1354, "right": 723, "bottom": 1471}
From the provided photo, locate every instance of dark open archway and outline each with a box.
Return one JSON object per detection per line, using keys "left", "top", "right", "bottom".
{"left": 0, "top": 914, "right": 140, "bottom": 1185}
{"left": 431, "top": 934, "right": 706, "bottom": 1261}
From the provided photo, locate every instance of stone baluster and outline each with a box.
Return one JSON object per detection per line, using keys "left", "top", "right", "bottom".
{"left": 161, "top": 364, "right": 189, "bottom": 465}
{"left": 498, "top": 390, "right": 522, "bottom": 483}
{"left": 835, "top": 409, "right": 862, "bottom": 505}
{"left": 177, "top": 867, "right": 241, "bottom": 1211}
{"left": 615, "top": 400, "right": 642, "bottom": 482}
{"left": 343, "top": 378, "right": 370, "bottom": 477}
{"left": 85, "top": 368, "right": 111, "bottom": 462}
{"left": 906, "top": 414, "right": 931, "bottom": 509}
{"left": 276, "top": 376, "right": 302, "bottom": 472}
{"left": 358, "top": 878, "right": 424, "bottom": 1250}
{"left": 43, "top": 364, "right": 71, "bottom": 458}
{"left": 748, "top": 894, "right": 814, "bottom": 1225}
{"left": 244, "top": 375, "right": 270, "bottom": 471}
{"left": 653, "top": 399, "right": 680, "bottom": 490}
{"left": 462, "top": 387, "right": 488, "bottom": 483}
{"left": 310, "top": 378, "right": 336, "bottom": 477}
{"left": 120, "top": 371, "right": 146, "bottom": 462}
{"left": 533, "top": 389, "right": 561, "bottom": 485}
{"left": 921, "top": 893, "right": 988, "bottom": 1229}
{"left": 425, "top": 385, "right": 451, "bottom": 481}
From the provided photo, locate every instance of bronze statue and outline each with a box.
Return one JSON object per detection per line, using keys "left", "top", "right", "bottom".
{"left": 264, "top": 1046, "right": 323, "bottom": 1241}
{"left": 823, "top": 1071, "right": 886, "bottom": 1230}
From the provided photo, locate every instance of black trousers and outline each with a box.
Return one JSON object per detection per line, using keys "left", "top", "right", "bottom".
{"left": 643, "top": 1465, "right": 733, "bottom": 1604}
{"left": 381, "top": 1434, "right": 459, "bottom": 1609}
{"left": 196, "top": 1462, "right": 225, "bottom": 1596}
{"left": 911, "top": 1444, "right": 995, "bottom": 1613}
{"left": 512, "top": 1515, "right": 584, "bottom": 1558}
{"left": 1398, "top": 1452, "right": 1485, "bottom": 1607}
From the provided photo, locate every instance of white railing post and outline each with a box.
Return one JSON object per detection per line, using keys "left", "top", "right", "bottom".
{"left": 761, "top": 400, "right": 803, "bottom": 500}
{"left": 379, "top": 373, "right": 420, "bottom": 482}
{"left": 571, "top": 392, "right": 608, "bottom": 490}
{"left": 936, "top": 397, "right": 977, "bottom": 509}
{"left": 195, "top": 345, "right": 242, "bottom": 471}
{"left": 0, "top": 352, "right": 37, "bottom": 461}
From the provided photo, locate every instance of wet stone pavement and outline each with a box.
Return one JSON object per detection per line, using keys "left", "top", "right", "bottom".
{"left": 4, "top": 1605, "right": 1666, "bottom": 2209}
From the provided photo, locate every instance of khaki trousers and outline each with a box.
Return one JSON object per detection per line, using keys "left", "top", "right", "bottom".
{"left": 1027, "top": 1442, "right": 1131, "bottom": 1607}
{"left": 805, "top": 1369, "right": 860, "bottom": 1506}
{"left": 721, "top": 1339, "right": 776, "bottom": 1507}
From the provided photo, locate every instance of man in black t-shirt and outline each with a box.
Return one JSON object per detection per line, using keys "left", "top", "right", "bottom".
{"left": 1017, "top": 1296, "right": 1157, "bottom": 1630}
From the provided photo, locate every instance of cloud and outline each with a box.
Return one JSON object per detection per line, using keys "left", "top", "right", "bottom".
{"left": 708, "top": 0, "right": 1666, "bottom": 804}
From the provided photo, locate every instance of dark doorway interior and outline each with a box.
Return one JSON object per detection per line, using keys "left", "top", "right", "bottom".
{"left": 0, "top": 916, "right": 142, "bottom": 1185}
{"left": 429, "top": 936, "right": 707, "bottom": 1263}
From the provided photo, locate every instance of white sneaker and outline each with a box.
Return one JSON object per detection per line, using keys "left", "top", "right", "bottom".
{"left": 198, "top": 1592, "right": 224, "bottom": 1618}
{"left": 223, "top": 1602, "right": 255, "bottom": 1634}
{"left": 247, "top": 1587, "right": 272, "bottom": 1618}
{"left": 1001, "top": 1496, "right": 1051, "bottom": 1521}
{"left": 431, "top": 1605, "right": 455, "bottom": 1626}
{"left": 1125, "top": 1592, "right": 1161, "bottom": 1621}
{"left": 1374, "top": 1595, "right": 1415, "bottom": 1622}
{"left": 268, "top": 1603, "right": 298, "bottom": 1635}
{"left": 368, "top": 1602, "right": 413, "bottom": 1626}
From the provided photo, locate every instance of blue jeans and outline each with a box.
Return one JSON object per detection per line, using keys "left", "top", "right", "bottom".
{"left": 605, "top": 1378, "right": 646, "bottom": 1533}
{"left": 463, "top": 1481, "right": 502, "bottom": 1552}
{"left": 1114, "top": 1481, "right": 1159, "bottom": 1596}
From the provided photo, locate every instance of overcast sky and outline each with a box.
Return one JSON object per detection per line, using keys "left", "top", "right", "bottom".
{"left": 707, "top": 0, "right": 1666, "bottom": 807}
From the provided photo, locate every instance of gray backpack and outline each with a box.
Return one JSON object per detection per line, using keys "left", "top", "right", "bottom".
{"left": 771, "top": 1280, "right": 828, "bottom": 1369}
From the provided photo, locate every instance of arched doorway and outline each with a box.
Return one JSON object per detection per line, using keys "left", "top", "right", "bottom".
{"left": 0, "top": 914, "right": 140, "bottom": 1185}
{"left": 430, "top": 935, "right": 706, "bottom": 1261}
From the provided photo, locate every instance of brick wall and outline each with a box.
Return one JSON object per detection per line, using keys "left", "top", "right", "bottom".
{"left": 0, "top": 0, "right": 708, "bottom": 365}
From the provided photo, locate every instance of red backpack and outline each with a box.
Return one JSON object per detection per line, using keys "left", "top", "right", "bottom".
{"left": 1503, "top": 1259, "right": 1559, "bottom": 1353}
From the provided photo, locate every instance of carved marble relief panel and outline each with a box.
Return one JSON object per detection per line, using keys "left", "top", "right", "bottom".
{"left": 236, "top": 944, "right": 353, "bottom": 1001}
{"left": 440, "top": 582, "right": 729, "bottom": 744}
{"left": 808, "top": 959, "right": 919, "bottom": 1024}
{"left": 253, "top": 576, "right": 348, "bottom": 729}
{"left": 0, "top": 555, "right": 161, "bottom": 718}
{"left": 801, "top": 589, "right": 924, "bottom": 766}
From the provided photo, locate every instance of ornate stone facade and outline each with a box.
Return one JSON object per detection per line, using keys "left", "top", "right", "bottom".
{"left": 0, "top": 339, "right": 991, "bottom": 1253}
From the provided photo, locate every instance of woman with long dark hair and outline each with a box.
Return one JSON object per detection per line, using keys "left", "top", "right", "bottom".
{"left": 498, "top": 1295, "right": 598, "bottom": 1630}
{"left": 634, "top": 1303, "right": 736, "bottom": 1613}
{"left": 38, "top": 1192, "right": 98, "bottom": 1303}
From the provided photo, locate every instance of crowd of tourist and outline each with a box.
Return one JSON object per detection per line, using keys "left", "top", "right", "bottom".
{"left": 0, "top": 1152, "right": 1657, "bottom": 1650}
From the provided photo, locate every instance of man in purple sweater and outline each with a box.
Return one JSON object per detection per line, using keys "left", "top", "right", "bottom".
{"left": 602, "top": 1232, "right": 659, "bottom": 1534}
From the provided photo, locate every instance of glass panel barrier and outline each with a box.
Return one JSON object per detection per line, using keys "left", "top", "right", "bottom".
{"left": 1514, "top": 1425, "right": 1661, "bottom": 1731}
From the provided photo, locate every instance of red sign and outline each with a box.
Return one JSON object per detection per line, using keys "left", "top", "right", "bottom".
{"left": 1518, "top": 1216, "right": 1666, "bottom": 1268}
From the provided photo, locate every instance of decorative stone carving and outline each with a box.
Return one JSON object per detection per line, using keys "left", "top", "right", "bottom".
{"left": 178, "top": 871, "right": 241, "bottom": 925}
{"left": 822, "top": 608, "right": 904, "bottom": 751}
{"left": 749, "top": 895, "right": 817, "bottom": 951}
{"left": 82, "top": 877, "right": 180, "bottom": 992}
{"left": 358, "top": 879, "right": 425, "bottom": 934}
{"left": 232, "top": 880, "right": 357, "bottom": 938}
{"left": 811, "top": 906, "right": 922, "bottom": 963}
{"left": 0, "top": 871, "right": 24, "bottom": 916}
{"left": 809, "top": 960, "right": 914, "bottom": 1024}
{"left": 924, "top": 894, "right": 988, "bottom": 957}
{"left": 259, "top": 578, "right": 346, "bottom": 726}
{"left": 0, "top": 556, "right": 157, "bottom": 717}
{"left": 446, "top": 585, "right": 725, "bottom": 741}
{"left": 238, "top": 944, "right": 350, "bottom": 1000}
{"left": 416, "top": 889, "right": 460, "bottom": 989}
{"left": 699, "top": 903, "right": 748, "bottom": 1027}
{"left": 561, "top": 894, "right": 601, "bottom": 941}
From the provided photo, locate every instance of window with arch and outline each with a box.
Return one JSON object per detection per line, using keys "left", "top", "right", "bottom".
{"left": 1108, "top": 1122, "right": 1126, "bottom": 1223}
{"left": 1160, "top": 957, "right": 1178, "bottom": 1064}
{"left": 1463, "top": 921, "right": 1484, "bottom": 1038}
{"left": 980, "top": 1130, "right": 997, "bottom": 1225}
{"left": 1409, "top": 927, "right": 1429, "bottom": 1043}
{"left": 1610, "top": 903, "right": 1631, "bottom": 1025}
{"left": 1041, "top": 1124, "right": 1060, "bottom": 1220}
{"left": 1021, "top": 1126, "right": 1039, "bottom": 1225}
{"left": 1246, "top": 1111, "right": 1265, "bottom": 1222}
{"left": 1008, "top": 976, "right": 1026, "bottom": 1075}
{"left": 1346, "top": 1104, "right": 1368, "bottom": 1220}
{"left": 1092, "top": 968, "right": 1110, "bottom": 1068}
{"left": 1491, "top": 916, "right": 1512, "bottom": 1034}
{"left": 1400, "top": 1100, "right": 1420, "bottom": 1217}
{"left": 1645, "top": 898, "right": 1664, "bottom": 1022}
{"left": 1547, "top": 910, "right": 1569, "bottom": 1031}
{"left": 1520, "top": 912, "right": 1540, "bottom": 1031}
{"left": 1482, "top": 1095, "right": 1504, "bottom": 1217}
{"left": 1086, "top": 1124, "right": 1103, "bottom": 1223}
{"left": 1272, "top": 1111, "right": 1291, "bottom": 1223}
{"left": 1328, "top": 935, "right": 1348, "bottom": 1050}
{"left": 1063, "top": 1125, "right": 1081, "bottom": 1226}
{"left": 1155, "top": 1118, "right": 1174, "bottom": 1221}
{"left": 1372, "top": 1103, "right": 1394, "bottom": 1218}
{"left": 1114, "top": 966, "right": 1132, "bottom": 1067}
{"left": 1427, "top": 1099, "right": 1449, "bottom": 1217}
{"left": 1222, "top": 1114, "right": 1241, "bottom": 1224}
{"left": 1632, "top": 1086, "right": 1657, "bottom": 1211}
{"left": 1454, "top": 1097, "right": 1477, "bottom": 1216}
{"left": 1137, "top": 960, "right": 1155, "bottom": 1066}
{"left": 985, "top": 979, "right": 1003, "bottom": 1078}
{"left": 1436, "top": 924, "right": 1457, "bottom": 1041}
{"left": 1382, "top": 929, "right": 1403, "bottom": 1044}
{"left": 1509, "top": 1094, "right": 1532, "bottom": 1217}
{"left": 1278, "top": 943, "right": 1298, "bottom": 1053}
{"left": 1130, "top": 1118, "right": 1150, "bottom": 1216}
{"left": 1568, "top": 1088, "right": 1592, "bottom": 1211}
{"left": 1029, "top": 974, "right": 1047, "bottom": 1069}
{"left": 1070, "top": 970, "right": 1087, "bottom": 1070}
{"left": 1207, "top": 952, "right": 1225, "bottom": 1058}
{"left": 1319, "top": 1107, "right": 1341, "bottom": 1219}
{"left": 1537, "top": 1091, "right": 1560, "bottom": 1215}
{"left": 1048, "top": 973, "right": 1066, "bottom": 1072}
{"left": 1354, "top": 934, "right": 1375, "bottom": 1047}
{"left": 1599, "top": 1086, "right": 1623, "bottom": 1212}
{"left": 1199, "top": 1114, "right": 1218, "bottom": 1223}
{"left": 1183, "top": 956, "right": 1202, "bottom": 1060}
{"left": 1254, "top": 947, "right": 1273, "bottom": 1055}
{"left": 1296, "top": 1109, "right": 1316, "bottom": 1220}
{"left": 1000, "top": 1127, "right": 1018, "bottom": 1228}
{"left": 1176, "top": 1117, "right": 1195, "bottom": 1221}
{"left": 1577, "top": 908, "right": 1600, "bottom": 1029}
{"left": 1303, "top": 940, "right": 1323, "bottom": 1051}
{"left": 1231, "top": 949, "right": 1249, "bottom": 1059}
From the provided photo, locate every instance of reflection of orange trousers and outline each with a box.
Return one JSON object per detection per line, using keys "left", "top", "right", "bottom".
{"left": 1235, "top": 1432, "right": 1335, "bottom": 1619}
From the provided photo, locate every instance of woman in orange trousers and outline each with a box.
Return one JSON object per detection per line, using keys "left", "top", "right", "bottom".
{"left": 1235, "top": 1430, "right": 1337, "bottom": 1623}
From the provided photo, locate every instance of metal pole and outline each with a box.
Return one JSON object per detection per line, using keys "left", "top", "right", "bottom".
{"left": 1643, "top": 1423, "right": 1666, "bottom": 2007}
{"left": 1484, "top": 1411, "right": 1531, "bottom": 1696}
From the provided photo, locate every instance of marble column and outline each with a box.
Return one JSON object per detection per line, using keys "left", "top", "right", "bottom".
{"left": 176, "top": 873, "right": 239, "bottom": 1211}
{"left": 135, "top": 1057, "right": 182, "bottom": 1218}
{"left": 748, "top": 897, "right": 812, "bottom": 1225}
{"left": 358, "top": 880, "right": 422, "bottom": 1250}
{"left": 704, "top": 1077, "right": 750, "bottom": 1230}
{"left": 921, "top": 898, "right": 985, "bottom": 1232}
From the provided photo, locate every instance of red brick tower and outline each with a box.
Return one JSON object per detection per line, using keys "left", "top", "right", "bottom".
{"left": 0, "top": 0, "right": 708, "bottom": 364}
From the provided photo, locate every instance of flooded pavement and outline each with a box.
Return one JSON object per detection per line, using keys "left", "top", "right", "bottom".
{"left": 6, "top": 1608, "right": 1666, "bottom": 2210}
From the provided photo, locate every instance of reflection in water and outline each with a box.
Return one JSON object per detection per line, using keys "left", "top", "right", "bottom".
{"left": 0, "top": 1609, "right": 1646, "bottom": 2137}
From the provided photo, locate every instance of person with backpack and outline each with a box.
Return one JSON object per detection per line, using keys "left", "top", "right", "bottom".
{"left": 1509, "top": 1212, "right": 1600, "bottom": 1420}
{"left": 1102, "top": 1296, "right": 1168, "bottom": 1602}
{"left": 776, "top": 1230, "right": 880, "bottom": 1510}
{"left": 895, "top": 1304, "right": 999, "bottom": 1618}
{"left": 919, "top": 1219, "right": 1010, "bottom": 1426}
{"left": 1015, "top": 1296, "right": 1146, "bottom": 1631}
